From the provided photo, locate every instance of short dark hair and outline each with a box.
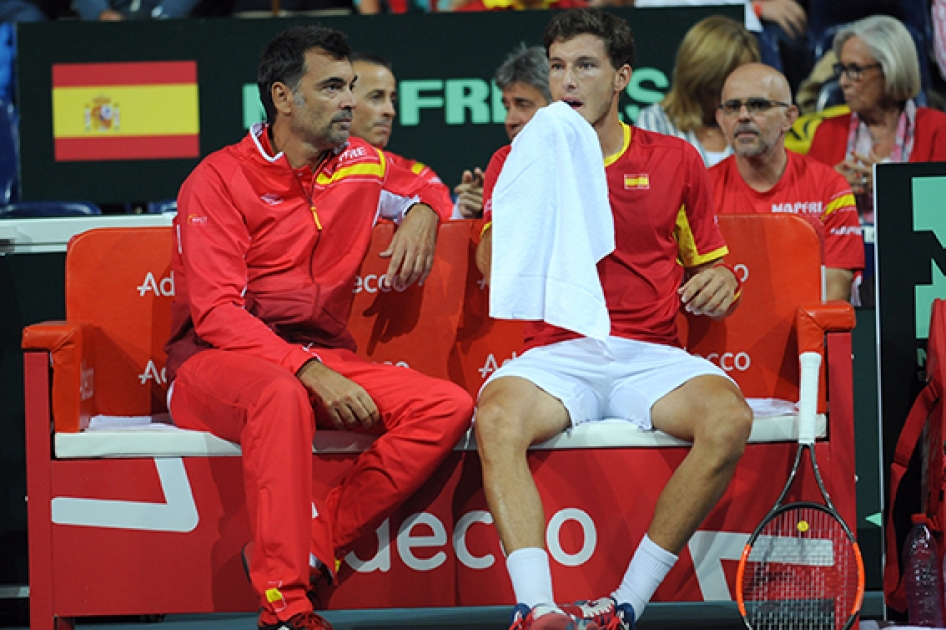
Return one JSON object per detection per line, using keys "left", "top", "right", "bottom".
{"left": 350, "top": 52, "right": 393, "bottom": 72}
{"left": 494, "top": 43, "right": 551, "bottom": 103}
{"left": 257, "top": 25, "right": 352, "bottom": 125}
{"left": 542, "top": 8, "right": 635, "bottom": 71}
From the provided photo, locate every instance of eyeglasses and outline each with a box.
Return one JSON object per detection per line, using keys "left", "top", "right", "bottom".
{"left": 719, "top": 98, "right": 792, "bottom": 116}
{"left": 833, "top": 62, "right": 882, "bottom": 81}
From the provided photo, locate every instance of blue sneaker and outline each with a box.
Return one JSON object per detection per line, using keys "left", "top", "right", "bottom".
{"left": 611, "top": 602, "right": 635, "bottom": 630}
{"left": 508, "top": 603, "right": 599, "bottom": 630}
{"left": 561, "top": 597, "right": 635, "bottom": 630}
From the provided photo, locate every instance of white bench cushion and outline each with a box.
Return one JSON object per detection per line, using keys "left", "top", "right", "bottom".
{"left": 53, "top": 402, "right": 825, "bottom": 459}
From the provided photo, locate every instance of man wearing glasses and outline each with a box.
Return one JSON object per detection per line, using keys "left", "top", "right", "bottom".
{"left": 709, "top": 63, "right": 864, "bottom": 302}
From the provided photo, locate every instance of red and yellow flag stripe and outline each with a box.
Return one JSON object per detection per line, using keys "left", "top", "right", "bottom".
{"left": 52, "top": 61, "right": 200, "bottom": 161}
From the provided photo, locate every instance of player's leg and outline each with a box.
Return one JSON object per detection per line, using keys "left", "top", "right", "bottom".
{"left": 476, "top": 340, "right": 606, "bottom": 630}
{"left": 310, "top": 349, "right": 474, "bottom": 563}
{"left": 647, "top": 374, "right": 751, "bottom": 553}
{"left": 170, "top": 350, "right": 324, "bottom": 628}
{"left": 477, "top": 376, "right": 581, "bottom": 630}
{"left": 567, "top": 342, "right": 751, "bottom": 629}
{"left": 611, "top": 370, "right": 751, "bottom": 624}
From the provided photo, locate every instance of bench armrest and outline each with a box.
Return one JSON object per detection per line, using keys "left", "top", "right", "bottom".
{"left": 794, "top": 302, "right": 855, "bottom": 415}
{"left": 22, "top": 321, "right": 96, "bottom": 433}
{"left": 795, "top": 301, "right": 856, "bottom": 355}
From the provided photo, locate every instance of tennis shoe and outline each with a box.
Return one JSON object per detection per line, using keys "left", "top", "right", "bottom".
{"left": 561, "top": 598, "right": 635, "bottom": 630}
{"left": 259, "top": 611, "right": 333, "bottom": 630}
{"left": 508, "top": 603, "right": 599, "bottom": 629}
{"left": 242, "top": 542, "right": 335, "bottom": 611}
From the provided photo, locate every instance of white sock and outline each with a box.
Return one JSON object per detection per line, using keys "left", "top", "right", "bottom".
{"left": 611, "top": 534, "right": 678, "bottom": 619}
{"left": 506, "top": 547, "right": 556, "bottom": 608}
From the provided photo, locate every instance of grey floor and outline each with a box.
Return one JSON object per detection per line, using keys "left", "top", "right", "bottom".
{"left": 4, "top": 611, "right": 750, "bottom": 630}
{"left": 0, "top": 595, "right": 890, "bottom": 629}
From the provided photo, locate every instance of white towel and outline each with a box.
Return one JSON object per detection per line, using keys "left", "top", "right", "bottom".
{"left": 489, "top": 101, "right": 615, "bottom": 340}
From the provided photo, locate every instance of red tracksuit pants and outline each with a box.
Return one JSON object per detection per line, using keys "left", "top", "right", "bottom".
{"left": 169, "top": 348, "right": 473, "bottom": 624}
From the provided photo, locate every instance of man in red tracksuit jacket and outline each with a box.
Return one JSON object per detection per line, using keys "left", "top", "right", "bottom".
{"left": 164, "top": 25, "right": 473, "bottom": 630}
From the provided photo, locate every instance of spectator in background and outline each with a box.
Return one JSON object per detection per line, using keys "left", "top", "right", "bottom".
{"left": 230, "top": 0, "right": 354, "bottom": 16}
{"left": 807, "top": 0, "right": 928, "bottom": 57}
{"left": 476, "top": 43, "right": 550, "bottom": 259}
{"left": 349, "top": 53, "right": 461, "bottom": 218}
{"left": 0, "top": 1, "right": 45, "bottom": 106}
{"left": 594, "top": 0, "right": 808, "bottom": 94}
{"left": 636, "top": 15, "right": 759, "bottom": 166}
{"left": 441, "top": 42, "right": 553, "bottom": 218}
{"left": 453, "top": 0, "right": 585, "bottom": 13}
{"left": 76, "top": 0, "right": 198, "bottom": 19}
{"left": 0, "top": 0, "right": 46, "bottom": 21}
{"left": 752, "top": 0, "right": 805, "bottom": 36}
{"left": 710, "top": 63, "right": 864, "bottom": 302}
{"left": 350, "top": 53, "right": 482, "bottom": 219}
{"left": 495, "top": 43, "right": 551, "bottom": 142}
{"left": 747, "top": 0, "right": 809, "bottom": 95}
{"left": 936, "top": 0, "right": 946, "bottom": 84}
{"left": 808, "top": 15, "right": 946, "bottom": 202}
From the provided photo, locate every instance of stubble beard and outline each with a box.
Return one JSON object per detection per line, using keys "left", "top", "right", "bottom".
{"left": 732, "top": 125, "right": 770, "bottom": 159}
{"left": 734, "top": 141, "right": 767, "bottom": 158}
{"left": 317, "top": 114, "right": 352, "bottom": 149}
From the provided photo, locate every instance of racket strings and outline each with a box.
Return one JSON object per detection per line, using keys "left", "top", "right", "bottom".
{"left": 741, "top": 506, "right": 860, "bottom": 630}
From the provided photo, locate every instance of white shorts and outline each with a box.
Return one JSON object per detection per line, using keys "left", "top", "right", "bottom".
{"left": 483, "top": 336, "right": 733, "bottom": 431}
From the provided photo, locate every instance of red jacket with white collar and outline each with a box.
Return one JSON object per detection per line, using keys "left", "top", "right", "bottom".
{"left": 165, "top": 124, "right": 448, "bottom": 382}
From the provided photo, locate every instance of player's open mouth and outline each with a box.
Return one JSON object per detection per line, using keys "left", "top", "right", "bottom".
{"left": 563, "top": 98, "right": 583, "bottom": 109}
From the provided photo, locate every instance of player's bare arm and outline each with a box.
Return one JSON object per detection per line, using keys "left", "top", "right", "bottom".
{"left": 679, "top": 261, "right": 741, "bottom": 318}
{"left": 825, "top": 267, "right": 854, "bottom": 302}
{"left": 380, "top": 203, "right": 439, "bottom": 289}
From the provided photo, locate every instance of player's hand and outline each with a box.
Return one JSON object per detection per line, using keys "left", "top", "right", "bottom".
{"left": 757, "top": 0, "right": 807, "bottom": 39}
{"left": 380, "top": 203, "right": 438, "bottom": 290}
{"left": 475, "top": 223, "right": 492, "bottom": 284}
{"left": 454, "top": 169, "right": 484, "bottom": 218}
{"left": 297, "top": 360, "right": 379, "bottom": 430}
{"left": 679, "top": 264, "right": 740, "bottom": 318}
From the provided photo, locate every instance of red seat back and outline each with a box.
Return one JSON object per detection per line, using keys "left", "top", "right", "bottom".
{"left": 679, "top": 213, "right": 822, "bottom": 401}
{"left": 65, "top": 227, "right": 174, "bottom": 417}
{"left": 347, "top": 220, "right": 472, "bottom": 380}
{"left": 448, "top": 219, "right": 526, "bottom": 397}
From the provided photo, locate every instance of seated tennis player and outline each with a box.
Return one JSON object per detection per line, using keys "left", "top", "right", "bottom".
{"left": 475, "top": 9, "right": 752, "bottom": 630}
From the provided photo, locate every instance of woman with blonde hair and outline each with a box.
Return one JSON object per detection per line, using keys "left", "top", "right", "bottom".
{"left": 637, "top": 15, "right": 760, "bottom": 166}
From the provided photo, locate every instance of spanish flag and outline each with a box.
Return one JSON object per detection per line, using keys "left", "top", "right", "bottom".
{"left": 52, "top": 61, "right": 199, "bottom": 162}
{"left": 624, "top": 174, "right": 650, "bottom": 190}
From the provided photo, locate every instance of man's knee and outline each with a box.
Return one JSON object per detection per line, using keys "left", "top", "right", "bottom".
{"left": 260, "top": 369, "right": 309, "bottom": 402}
{"left": 473, "top": 393, "right": 533, "bottom": 458}
{"left": 438, "top": 380, "right": 476, "bottom": 420}
{"left": 695, "top": 387, "right": 753, "bottom": 464}
{"left": 408, "top": 374, "right": 473, "bottom": 417}
{"left": 427, "top": 379, "right": 475, "bottom": 441}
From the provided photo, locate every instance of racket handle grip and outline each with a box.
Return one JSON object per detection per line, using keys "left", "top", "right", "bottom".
{"left": 798, "top": 351, "right": 822, "bottom": 445}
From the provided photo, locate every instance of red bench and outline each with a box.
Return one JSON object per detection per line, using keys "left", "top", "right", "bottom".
{"left": 22, "top": 214, "right": 857, "bottom": 629}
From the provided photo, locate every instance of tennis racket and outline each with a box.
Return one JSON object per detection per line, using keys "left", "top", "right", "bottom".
{"left": 736, "top": 351, "right": 865, "bottom": 630}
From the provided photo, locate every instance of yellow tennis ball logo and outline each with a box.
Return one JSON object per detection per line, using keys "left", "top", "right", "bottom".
{"left": 797, "top": 520, "right": 810, "bottom": 533}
